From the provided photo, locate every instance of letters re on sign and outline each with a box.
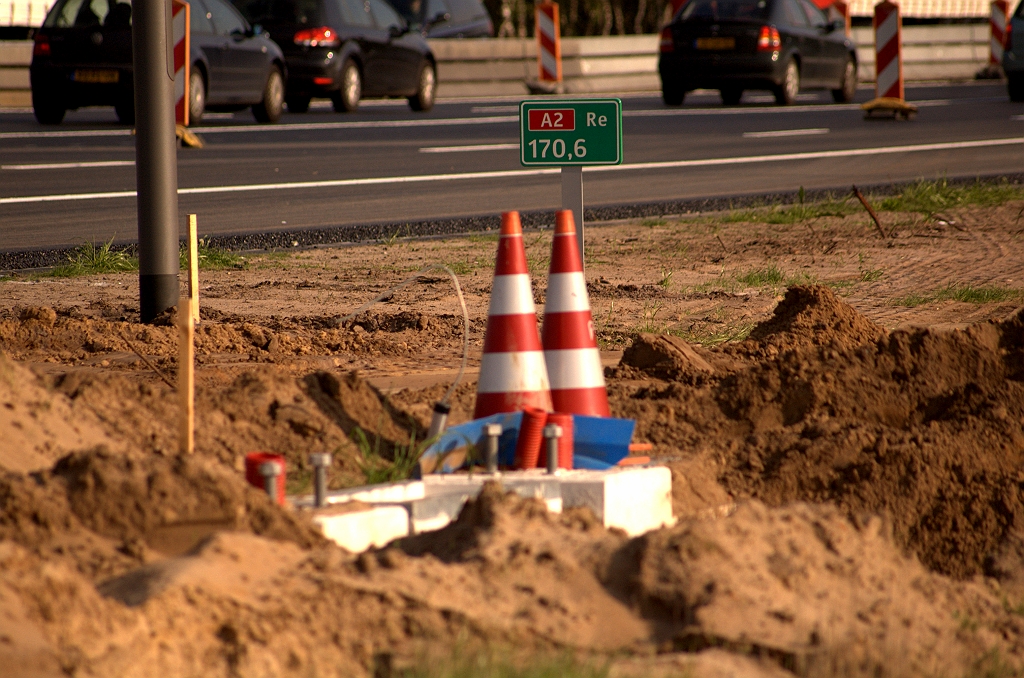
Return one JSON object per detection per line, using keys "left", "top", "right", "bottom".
{"left": 520, "top": 99, "right": 622, "bottom": 166}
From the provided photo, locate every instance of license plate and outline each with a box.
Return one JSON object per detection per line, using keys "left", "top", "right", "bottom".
{"left": 73, "top": 69, "right": 119, "bottom": 84}
{"left": 696, "top": 37, "right": 735, "bottom": 50}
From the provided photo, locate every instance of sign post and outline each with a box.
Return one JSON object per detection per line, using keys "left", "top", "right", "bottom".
{"left": 520, "top": 99, "right": 622, "bottom": 265}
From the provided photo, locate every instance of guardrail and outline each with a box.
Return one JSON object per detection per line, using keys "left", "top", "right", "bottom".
{"left": 0, "top": 24, "right": 992, "bottom": 108}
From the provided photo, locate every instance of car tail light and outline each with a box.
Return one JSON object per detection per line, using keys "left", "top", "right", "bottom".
{"left": 293, "top": 26, "right": 340, "bottom": 47}
{"left": 660, "top": 26, "right": 675, "bottom": 53}
{"left": 757, "top": 25, "right": 780, "bottom": 51}
{"left": 33, "top": 33, "right": 50, "bottom": 57}
{"left": 313, "top": 76, "right": 333, "bottom": 85}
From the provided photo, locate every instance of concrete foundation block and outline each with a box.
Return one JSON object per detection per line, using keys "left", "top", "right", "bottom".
{"left": 560, "top": 466, "right": 674, "bottom": 536}
{"left": 312, "top": 505, "right": 410, "bottom": 553}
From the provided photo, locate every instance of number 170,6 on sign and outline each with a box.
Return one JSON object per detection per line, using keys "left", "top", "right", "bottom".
{"left": 519, "top": 99, "right": 622, "bottom": 166}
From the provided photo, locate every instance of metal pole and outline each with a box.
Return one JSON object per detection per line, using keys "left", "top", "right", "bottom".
{"left": 133, "top": 0, "right": 180, "bottom": 323}
{"left": 543, "top": 423, "right": 562, "bottom": 475}
{"left": 561, "top": 165, "right": 584, "bottom": 268}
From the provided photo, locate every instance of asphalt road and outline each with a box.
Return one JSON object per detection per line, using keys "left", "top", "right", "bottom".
{"left": 1, "top": 82, "right": 1022, "bottom": 253}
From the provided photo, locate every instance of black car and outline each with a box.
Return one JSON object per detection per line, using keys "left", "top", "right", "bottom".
{"left": 30, "top": 0, "right": 288, "bottom": 125}
{"left": 231, "top": 0, "right": 437, "bottom": 112}
{"left": 658, "top": 0, "right": 857, "bottom": 106}
{"left": 387, "top": 0, "right": 493, "bottom": 38}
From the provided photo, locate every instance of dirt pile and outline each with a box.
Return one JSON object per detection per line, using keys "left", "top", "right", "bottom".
{"left": 615, "top": 285, "right": 1024, "bottom": 579}
{"left": 0, "top": 447, "right": 325, "bottom": 581}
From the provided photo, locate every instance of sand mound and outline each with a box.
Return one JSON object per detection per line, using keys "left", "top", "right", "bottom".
{"left": 746, "top": 285, "right": 887, "bottom": 353}
{"left": 0, "top": 448, "right": 325, "bottom": 581}
{"left": 612, "top": 289, "right": 1024, "bottom": 579}
{"left": 0, "top": 353, "right": 119, "bottom": 472}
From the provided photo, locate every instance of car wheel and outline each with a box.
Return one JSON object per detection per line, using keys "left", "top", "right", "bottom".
{"left": 832, "top": 57, "right": 857, "bottom": 103}
{"left": 408, "top": 61, "right": 436, "bottom": 112}
{"left": 1009, "top": 73, "right": 1024, "bottom": 103}
{"left": 286, "top": 94, "right": 311, "bottom": 114}
{"left": 32, "top": 91, "right": 65, "bottom": 125}
{"left": 332, "top": 60, "right": 361, "bottom": 112}
{"left": 252, "top": 66, "right": 285, "bottom": 123}
{"left": 188, "top": 69, "right": 205, "bottom": 125}
{"left": 662, "top": 81, "right": 684, "bottom": 106}
{"left": 775, "top": 58, "right": 799, "bottom": 105}
{"left": 720, "top": 87, "right": 742, "bottom": 106}
{"left": 114, "top": 96, "right": 135, "bottom": 125}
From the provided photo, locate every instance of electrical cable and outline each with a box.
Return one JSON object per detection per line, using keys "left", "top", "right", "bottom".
{"left": 337, "top": 264, "right": 470, "bottom": 405}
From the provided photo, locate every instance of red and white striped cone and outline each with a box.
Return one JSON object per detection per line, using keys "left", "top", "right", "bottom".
{"left": 541, "top": 210, "right": 610, "bottom": 417}
{"left": 473, "top": 212, "right": 553, "bottom": 419}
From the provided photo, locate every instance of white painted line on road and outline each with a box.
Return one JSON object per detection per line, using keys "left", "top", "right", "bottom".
{"left": 743, "top": 128, "right": 829, "bottom": 138}
{"left": 4, "top": 136, "right": 1021, "bottom": 205}
{"left": 420, "top": 143, "right": 519, "bottom": 153}
{"left": 624, "top": 99, "right": 951, "bottom": 117}
{"left": 1013, "top": 115, "right": 1024, "bottom": 121}
{"left": 1, "top": 160, "right": 135, "bottom": 170}
{"left": 0, "top": 128, "right": 133, "bottom": 140}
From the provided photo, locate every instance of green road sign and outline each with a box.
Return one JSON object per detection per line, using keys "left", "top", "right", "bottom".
{"left": 520, "top": 99, "right": 622, "bottom": 166}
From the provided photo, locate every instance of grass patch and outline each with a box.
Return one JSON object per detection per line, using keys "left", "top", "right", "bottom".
{"left": 877, "top": 178, "right": 1024, "bottom": 214}
{"left": 180, "top": 239, "right": 246, "bottom": 271}
{"left": 891, "top": 284, "right": 1021, "bottom": 307}
{"left": 353, "top": 427, "right": 429, "bottom": 485}
{"left": 47, "top": 238, "right": 138, "bottom": 277}
{"left": 467, "top": 233, "right": 499, "bottom": 243}
{"left": 737, "top": 264, "right": 785, "bottom": 287}
{"left": 722, "top": 197, "right": 856, "bottom": 225}
{"left": 404, "top": 652, "right": 610, "bottom": 678}
{"left": 669, "top": 322, "right": 754, "bottom": 347}
{"left": 640, "top": 217, "right": 668, "bottom": 227}
{"left": 445, "top": 259, "right": 478, "bottom": 276}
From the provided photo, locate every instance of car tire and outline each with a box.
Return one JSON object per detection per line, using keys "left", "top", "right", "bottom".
{"left": 720, "top": 87, "right": 742, "bottom": 106}
{"left": 188, "top": 69, "right": 205, "bottom": 125}
{"left": 114, "top": 96, "right": 135, "bottom": 125}
{"left": 408, "top": 61, "right": 436, "bottom": 112}
{"left": 286, "top": 94, "right": 311, "bottom": 114}
{"left": 832, "top": 57, "right": 857, "bottom": 103}
{"left": 775, "top": 58, "right": 799, "bottom": 105}
{"left": 32, "top": 91, "right": 65, "bottom": 125}
{"left": 662, "top": 81, "right": 684, "bottom": 106}
{"left": 331, "top": 60, "right": 361, "bottom": 112}
{"left": 252, "top": 66, "right": 285, "bottom": 123}
{"left": 1009, "top": 73, "right": 1024, "bottom": 102}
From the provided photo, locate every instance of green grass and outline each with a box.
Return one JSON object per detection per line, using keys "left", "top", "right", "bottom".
{"left": 403, "top": 652, "right": 611, "bottom": 678}
{"left": 640, "top": 217, "right": 669, "bottom": 227}
{"left": 877, "top": 178, "right": 1024, "bottom": 215}
{"left": 467, "top": 233, "right": 499, "bottom": 243}
{"left": 47, "top": 238, "right": 138, "bottom": 277}
{"left": 721, "top": 197, "right": 857, "bottom": 225}
{"left": 353, "top": 426, "right": 429, "bottom": 485}
{"left": 891, "top": 284, "right": 1021, "bottom": 307}
{"left": 737, "top": 264, "right": 786, "bottom": 287}
{"left": 180, "top": 239, "right": 247, "bottom": 271}
{"left": 668, "top": 322, "right": 754, "bottom": 347}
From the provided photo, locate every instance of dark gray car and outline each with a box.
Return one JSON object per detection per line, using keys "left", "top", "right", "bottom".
{"left": 30, "top": 0, "right": 288, "bottom": 124}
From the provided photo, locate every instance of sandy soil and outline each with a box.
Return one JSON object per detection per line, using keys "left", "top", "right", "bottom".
{"left": 3, "top": 200, "right": 1024, "bottom": 676}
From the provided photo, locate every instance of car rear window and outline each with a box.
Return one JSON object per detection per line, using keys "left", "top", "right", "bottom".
{"left": 44, "top": 0, "right": 132, "bottom": 28}
{"left": 678, "top": 0, "right": 771, "bottom": 22}
{"left": 233, "top": 0, "right": 326, "bottom": 26}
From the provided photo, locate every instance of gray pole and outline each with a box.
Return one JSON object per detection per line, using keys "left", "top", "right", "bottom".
{"left": 133, "top": 0, "right": 179, "bottom": 322}
{"left": 560, "top": 166, "right": 584, "bottom": 268}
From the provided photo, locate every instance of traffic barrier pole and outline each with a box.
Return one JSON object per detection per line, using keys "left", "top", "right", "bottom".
{"left": 473, "top": 212, "right": 553, "bottom": 418}
{"left": 991, "top": 0, "right": 1009, "bottom": 68}
{"left": 172, "top": 0, "right": 190, "bottom": 126}
{"left": 536, "top": 2, "right": 561, "bottom": 83}
{"left": 873, "top": 0, "right": 903, "bottom": 100}
{"left": 134, "top": 0, "right": 180, "bottom": 322}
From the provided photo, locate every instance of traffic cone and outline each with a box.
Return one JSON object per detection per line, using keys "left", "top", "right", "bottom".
{"left": 473, "top": 212, "right": 553, "bottom": 419}
{"left": 541, "top": 210, "right": 610, "bottom": 417}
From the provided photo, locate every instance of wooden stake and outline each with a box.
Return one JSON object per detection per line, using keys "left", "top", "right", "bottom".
{"left": 187, "top": 214, "right": 200, "bottom": 323}
{"left": 178, "top": 295, "right": 194, "bottom": 454}
{"left": 852, "top": 185, "right": 888, "bottom": 239}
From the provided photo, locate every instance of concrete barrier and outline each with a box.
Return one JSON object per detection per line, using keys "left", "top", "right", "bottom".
{"left": 0, "top": 25, "right": 992, "bottom": 108}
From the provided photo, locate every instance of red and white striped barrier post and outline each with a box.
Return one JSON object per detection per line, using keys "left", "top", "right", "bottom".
{"left": 536, "top": 2, "right": 561, "bottom": 84}
{"left": 541, "top": 210, "right": 610, "bottom": 417}
{"left": 990, "top": 0, "right": 1009, "bottom": 68}
{"left": 172, "top": 0, "right": 190, "bottom": 126}
{"left": 873, "top": 0, "right": 903, "bottom": 101}
{"left": 473, "top": 211, "right": 553, "bottom": 419}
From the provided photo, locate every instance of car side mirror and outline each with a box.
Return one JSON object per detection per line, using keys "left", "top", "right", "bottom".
{"left": 232, "top": 27, "right": 247, "bottom": 40}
